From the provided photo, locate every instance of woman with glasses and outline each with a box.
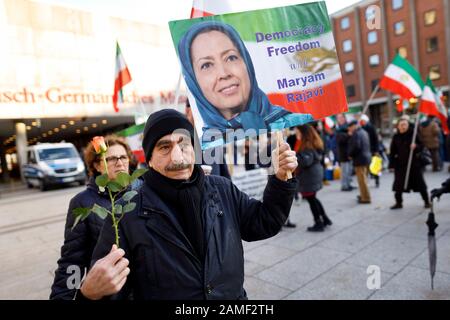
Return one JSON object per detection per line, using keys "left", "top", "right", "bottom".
{"left": 50, "top": 135, "right": 142, "bottom": 300}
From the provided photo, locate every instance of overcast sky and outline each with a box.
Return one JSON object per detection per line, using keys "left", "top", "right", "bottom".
{"left": 31, "top": 0, "right": 362, "bottom": 25}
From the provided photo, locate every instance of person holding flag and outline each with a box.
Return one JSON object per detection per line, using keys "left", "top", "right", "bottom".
{"left": 389, "top": 116, "right": 430, "bottom": 210}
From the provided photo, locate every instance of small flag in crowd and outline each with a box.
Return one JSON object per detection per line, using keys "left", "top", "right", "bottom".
{"left": 323, "top": 116, "right": 335, "bottom": 132}
{"left": 419, "top": 77, "right": 449, "bottom": 134}
{"left": 380, "top": 54, "right": 424, "bottom": 100}
{"left": 112, "top": 41, "right": 132, "bottom": 113}
{"left": 190, "top": 0, "right": 233, "bottom": 18}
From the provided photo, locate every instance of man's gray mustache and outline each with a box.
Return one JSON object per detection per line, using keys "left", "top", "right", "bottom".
{"left": 165, "top": 163, "right": 192, "bottom": 171}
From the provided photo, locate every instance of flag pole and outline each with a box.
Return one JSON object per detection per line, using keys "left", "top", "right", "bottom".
{"left": 114, "top": 39, "right": 147, "bottom": 122}
{"left": 403, "top": 110, "right": 421, "bottom": 190}
{"left": 362, "top": 84, "right": 380, "bottom": 115}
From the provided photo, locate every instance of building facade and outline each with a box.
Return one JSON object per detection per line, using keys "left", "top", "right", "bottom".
{"left": 0, "top": 0, "right": 187, "bottom": 180}
{"left": 331, "top": 0, "right": 450, "bottom": 133}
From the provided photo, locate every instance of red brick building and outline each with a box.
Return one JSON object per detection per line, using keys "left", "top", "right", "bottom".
{"left": 331, "top": 0, "right": 450, "bottom": 133}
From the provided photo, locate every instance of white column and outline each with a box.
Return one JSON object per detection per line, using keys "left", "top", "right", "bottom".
{"left": 15, "top": 122, "right": 28, "bottom": 183}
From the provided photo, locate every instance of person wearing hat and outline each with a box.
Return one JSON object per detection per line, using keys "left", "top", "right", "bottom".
{"left": 359, "top": 114, "right": 380, "bottom": 188}
{"left": 335, "top": 113, "right": 354, "bottom": 191}
{"left": 347, "top": 119, "right": 372, "bottom": 204}
{"left": 89, "top": 109, "right": 298, "bottom": 300}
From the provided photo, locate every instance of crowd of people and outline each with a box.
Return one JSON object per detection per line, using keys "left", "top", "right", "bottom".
{"left": 242, "top": 112, "right": 450, "bottom": 232}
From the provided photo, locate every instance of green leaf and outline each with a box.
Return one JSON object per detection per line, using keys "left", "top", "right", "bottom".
{"left": 115, "top": 172, "right": 131, "bottom": 188}
{"left": 122, "top": 190, "right": 138, "bottom": 202}
{"left": 71, "top": 215, "right": 82, "bottom": 231}
{"left": 130, "top": 168, "right": 148, "bottom": 182}
{"left": 114, "top": 204, "right": 123, "bottom": 214}
{"left": 95, "top": 174, "right": 109, "bottom": 187}
{"left": 71, "top": 207, "right": 91, "bottom": 230}
{"left": 107, "top": 181, "right": 123, "bottom": 193}
{"left": 72, "top": 207, "right": 90, "bottom": 217}
{"left": 91, "top": 204, "right": 109, "bottom": 219}
{"left": 123, "top": 202, "right": 136, "bottom": 213}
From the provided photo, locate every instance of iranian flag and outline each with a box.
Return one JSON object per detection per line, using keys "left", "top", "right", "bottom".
{"left": 419, "top": 77, "right": 449, "bottom": 134}
{"left": 323, "top": 116, "right": 335, "bottom": 132}
{"left": 112, "top": 41, "right": 132, "bottom": 112}
{"left": 116, "top": 123, "right": 146, "bottom": 163}
{"left": 380, "top": 54, "right": 424, "bottom": 99}
{"left": 190, "top": 0, "right": 233, "bottom": 18}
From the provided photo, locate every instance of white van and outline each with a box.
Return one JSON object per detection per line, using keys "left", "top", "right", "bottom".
{"left": 22, "top": 143, "right": 87, "bottom": 191}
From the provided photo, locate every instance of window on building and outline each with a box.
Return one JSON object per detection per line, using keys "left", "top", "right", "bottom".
{"left": 429, "top": 65, "right": 441, "bottom": 80}
{"left": 346, "top": 85, "right": 356, "bottom": 97}
{"left": 396, "top": 46, "right": 408, "bottom": 58}
{"left": 343, "top": 39, "right": 352, "bottom": 52}
{"left": 394, "top": 21, "right": 405, "bottom": 35}
{"left": 426, "top": 37, "right": 438, "bottom": 53}
{"left": 371, "top": 79, "right": 379, "bottom": 91}
{"left": 392, "top": 0, "right": 403, "bottom": 10}
{"left": 345, "top": 61, "right": 355, "bottom": 73}
{"left": 369, "top": 54, "right": 380, "bottom": 66}
{"left": 365, "top": 6, "right": 377, "bottom": 21}
{"left": 424, "top": 10, "right": 437, "bottom": 26}
{"left": 341, "top": 17, "right": 350, "bottom": 30}
{"left": 368, "top": 31, "right": 378, "bottom": 44}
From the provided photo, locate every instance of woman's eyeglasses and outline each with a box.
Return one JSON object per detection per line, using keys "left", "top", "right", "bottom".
{"left": 105, "top": 155, "right": 129, "bottom": 165}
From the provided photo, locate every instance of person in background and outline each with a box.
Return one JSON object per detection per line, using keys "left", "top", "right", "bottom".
{"left": 347, "top": 120, "right": 372, "bottom": 204}
{"left": 50, "top": 135, "right": 141, "bottom": 300}
{"left": 360, "top": 114, "right": 380, "bottom": 187}
{"left": 335, "top": 113, "right": 354, "bottom": 191}
{"left": 311, "top": 121, "right": 330, "bottom": 186}
{"left": 377, "top": 132, "right": 388, "bottom": 164}
{"left": 419, "top": 116, "right": 442, "bottom": 172}
{"left": 389, "top": 117, "right": 430, "bottom": 209}
{"left": 295, "top": 124, "right": 332, "bottom": 232}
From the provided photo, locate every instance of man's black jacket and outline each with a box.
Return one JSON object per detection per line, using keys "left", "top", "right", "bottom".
{"left": 91, "top": 174, "right": 296, "bottom": 300}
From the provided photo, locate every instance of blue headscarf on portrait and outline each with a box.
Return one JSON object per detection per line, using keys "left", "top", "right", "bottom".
{"left": 178, "top": 21, "right": 290, "bottom": 134}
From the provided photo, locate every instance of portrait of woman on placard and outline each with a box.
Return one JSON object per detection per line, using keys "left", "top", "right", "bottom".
{"left": 177, "top": 21, "right": 314, "bottom": 149}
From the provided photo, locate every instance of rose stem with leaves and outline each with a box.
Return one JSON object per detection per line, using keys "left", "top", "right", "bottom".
{"left": 101, "top": 155, "right": 121, "bottom": 247}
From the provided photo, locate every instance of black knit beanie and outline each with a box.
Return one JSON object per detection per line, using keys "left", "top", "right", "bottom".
{"left": 142, "top": 109, "right": 195, "bottom": 162}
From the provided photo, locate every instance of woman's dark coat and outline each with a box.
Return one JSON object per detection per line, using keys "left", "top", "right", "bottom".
{"left": 296, "top": 148, "right": 323, "bottom": 193}
{"left": 389, "top": 128, "right": 428, "bottom": 192}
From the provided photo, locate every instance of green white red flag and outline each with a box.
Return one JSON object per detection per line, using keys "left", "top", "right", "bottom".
{"left": 380, "top": 54, "right": 424, "bottom": 100}
{"left": 323, "top": 116, "right": 335, "bottom": 132}
{"left": 112, "top": 41, "right": 132, "bottom": 112}
{"left": 419, "top": 77, "right": 449, "bottom": 134}
{"left": 190, "top": 0, "right": 232, "bottom": 18}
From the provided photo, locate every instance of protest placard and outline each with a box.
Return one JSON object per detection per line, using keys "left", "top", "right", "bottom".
{"left": 169, "top": 1, "right": 347, "bottom": 150}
